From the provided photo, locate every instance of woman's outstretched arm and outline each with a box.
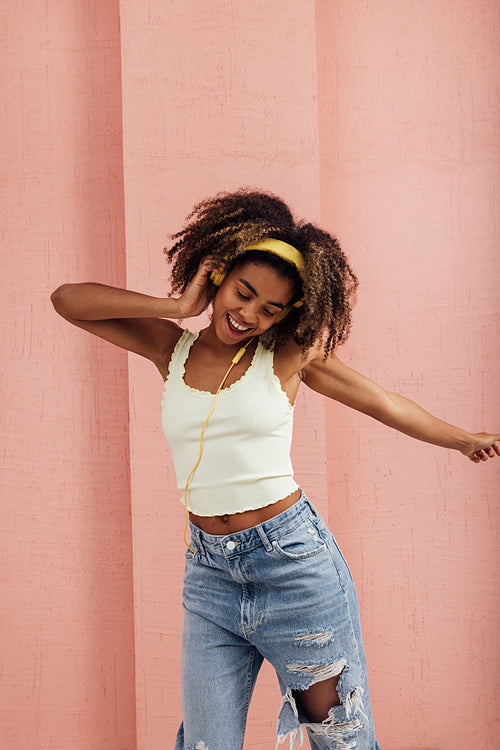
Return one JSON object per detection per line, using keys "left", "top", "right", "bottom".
{"left": 301, "top": 353, "right": 500, "bottom": 463}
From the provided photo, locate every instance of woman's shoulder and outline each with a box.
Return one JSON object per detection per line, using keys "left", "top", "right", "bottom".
{"left": 271, "top": 335, "right": 322, "bottom": 382}
{"left": 155, "top": 322, "right": 192, "bottom": 379}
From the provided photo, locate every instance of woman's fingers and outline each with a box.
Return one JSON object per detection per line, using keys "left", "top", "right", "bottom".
{"left": 469, "top": 435, "right": 500, "bottom": 462}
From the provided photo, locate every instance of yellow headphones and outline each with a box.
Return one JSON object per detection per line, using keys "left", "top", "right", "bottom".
{"left": 210, "top": 238, "right": 305, "bottom": 323}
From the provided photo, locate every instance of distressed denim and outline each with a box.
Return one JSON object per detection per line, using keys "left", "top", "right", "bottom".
{"left": 175, "top": 492, "right": 382, "bottom": 750}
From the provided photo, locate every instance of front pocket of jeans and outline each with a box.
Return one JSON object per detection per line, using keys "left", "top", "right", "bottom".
{"left": 313, "top": 519, "right": 355, "bottom": 586}
{"left": 272, "top": 521, "right": 327, "bottom": 560}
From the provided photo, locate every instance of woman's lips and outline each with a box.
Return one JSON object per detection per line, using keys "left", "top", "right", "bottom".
{"left": 225, "top": 313, "right": 252, "bottom": 337}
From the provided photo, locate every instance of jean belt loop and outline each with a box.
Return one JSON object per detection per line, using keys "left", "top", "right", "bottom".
{"left": 304, "top": 495, "right": 318, "bottom": 517}
{"left": 195, "top": 528, "right": 206, "bottom": 556}
{"left": 256, "top": 524, "right": 273, "bottom": 552}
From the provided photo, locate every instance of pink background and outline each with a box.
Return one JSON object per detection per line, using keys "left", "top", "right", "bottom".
{"left": 1, "top": 1, "right": 499, "bottom": 749}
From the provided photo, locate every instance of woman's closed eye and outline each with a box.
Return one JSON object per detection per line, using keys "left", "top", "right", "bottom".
{"left": 236, "top": 288, "right": 279, "bottom": 317}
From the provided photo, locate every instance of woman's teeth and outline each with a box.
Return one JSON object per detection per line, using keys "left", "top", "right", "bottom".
{"left": 227, "top": 314, "right": 251, "bottom": 333}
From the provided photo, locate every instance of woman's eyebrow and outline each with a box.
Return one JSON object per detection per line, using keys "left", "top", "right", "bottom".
{"left": 238, "top": 278, "right": 285, "bottom": 309}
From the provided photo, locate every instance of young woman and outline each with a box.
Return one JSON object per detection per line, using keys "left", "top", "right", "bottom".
{"left": 51, "top": 189, "right": 499, "bottom": 750}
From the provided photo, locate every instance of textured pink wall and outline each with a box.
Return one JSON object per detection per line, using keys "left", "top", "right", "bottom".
{"left": 317, "top": 2, "right": 500, "bottom": 748}
{"left": 118, "top": 2, "right": 327, "bottom": 746}
{"left": 120, "top": 1, "right": 499, "bottom": 747}
{"left": 0, "top": 3, "right": 136, "bottom": 748}
{"left": 2, "top": 1, "right": 499, "bottom": 749}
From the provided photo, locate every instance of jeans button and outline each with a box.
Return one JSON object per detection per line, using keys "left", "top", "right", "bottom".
{"left": 226, "top": 540, "right": 236, "bottom": 551}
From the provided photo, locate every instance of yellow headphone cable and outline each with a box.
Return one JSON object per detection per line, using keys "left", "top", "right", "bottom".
{"left": 182, "top": 336, "right": 255, "bottom": 552}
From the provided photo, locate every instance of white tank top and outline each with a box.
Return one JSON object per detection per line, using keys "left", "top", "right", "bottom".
{"left": 161, "top": 329, "right": 298, "bottom": 516}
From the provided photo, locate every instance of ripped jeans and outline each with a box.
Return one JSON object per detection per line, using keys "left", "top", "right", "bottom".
{"left": 175, "top": 492, "right": 381, "bottom": 750}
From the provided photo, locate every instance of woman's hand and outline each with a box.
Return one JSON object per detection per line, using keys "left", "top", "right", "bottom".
{"left": 460, "top": 433, "right": 500, "bottom": 463}
{"left": 176, "top": 257, "right": 223, "bottom": 319}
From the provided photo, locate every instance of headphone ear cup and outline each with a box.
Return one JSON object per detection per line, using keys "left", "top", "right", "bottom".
{"left": 210, "top": 269, "right": 227, "bottom": 287}
{"left": 275, "top": 298, "right": 303, "bottom": 324}
{"left": 275, "top": 306, "right": 289, "bottom": 324}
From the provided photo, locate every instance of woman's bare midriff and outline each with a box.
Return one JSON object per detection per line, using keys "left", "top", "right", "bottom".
{"left": 189, "top": 488, "right": 302, "bottom": 535}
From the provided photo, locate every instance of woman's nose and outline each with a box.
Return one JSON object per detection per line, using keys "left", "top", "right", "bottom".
{"left": 239, "top": 301, "right": 258, "bottom": 325}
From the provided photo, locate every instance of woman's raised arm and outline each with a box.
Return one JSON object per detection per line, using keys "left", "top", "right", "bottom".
{"left": 51, "top": 282, "right": 185, "bottom": 321}
{"left": 50, "top": 282, "right": 184, "bottom": 374}
{"left": 50, "top": 257, "right": 220, "bottom": 375}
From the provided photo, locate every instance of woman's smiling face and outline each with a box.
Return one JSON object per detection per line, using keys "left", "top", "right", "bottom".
{"left": 211, "top": 261, "right": 296, "bottom": 345}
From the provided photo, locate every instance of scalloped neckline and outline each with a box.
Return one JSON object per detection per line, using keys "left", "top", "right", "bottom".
{"left": 178, "top": 330, "right": 263, "bottom": 397}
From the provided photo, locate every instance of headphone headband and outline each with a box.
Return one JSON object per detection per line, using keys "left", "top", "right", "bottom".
{"left": 243, "top": 239, "right": 305, "bottom": 278}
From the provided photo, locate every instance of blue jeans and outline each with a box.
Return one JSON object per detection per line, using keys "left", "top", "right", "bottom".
{"left": 175, "top": 492, "right": 381, "bottom": 750}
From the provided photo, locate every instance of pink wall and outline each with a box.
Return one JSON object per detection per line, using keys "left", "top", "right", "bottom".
{"left": 118, "top": 2, "right": 328, "bottom": 746}
{"left": 0, "top": 2, "right": 136, "bottom": 748}
{"left": 1, "top": 1, "right": 499, "bottom": 749}
{"left": 317, "top": 2, "right": 500, "bottom": 747}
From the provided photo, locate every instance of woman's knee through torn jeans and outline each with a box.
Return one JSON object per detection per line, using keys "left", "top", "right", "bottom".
{"left": 174, "top": 491, "right": 382, "bottom": 750}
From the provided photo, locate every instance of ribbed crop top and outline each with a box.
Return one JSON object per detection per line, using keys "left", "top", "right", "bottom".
{"left": 161, "top": 329, "right": 298, "bottom": 516}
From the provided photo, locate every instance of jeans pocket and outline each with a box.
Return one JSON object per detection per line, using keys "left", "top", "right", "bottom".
{"left": 329, "top": 533, "right": 354, "bottom": 581}
{"left": 310, "top": 516, "right": 355, "bottom": 586}
{"left": 272, "top": 519, "right": 327, "bottom": 560}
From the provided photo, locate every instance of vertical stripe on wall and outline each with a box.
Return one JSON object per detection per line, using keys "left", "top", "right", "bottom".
{"left": 316, "top": 1, "right": 500, "bottom": 747}
{"left": 119, "top": 1, "right": 326, "bottom": 746}
{"left": 0, "top": 2, "right": 136, "bottom": 748}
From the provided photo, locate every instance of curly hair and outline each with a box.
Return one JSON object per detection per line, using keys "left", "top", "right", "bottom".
{"left": 164, "top": 188, "right": 358, "bottom": 358}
